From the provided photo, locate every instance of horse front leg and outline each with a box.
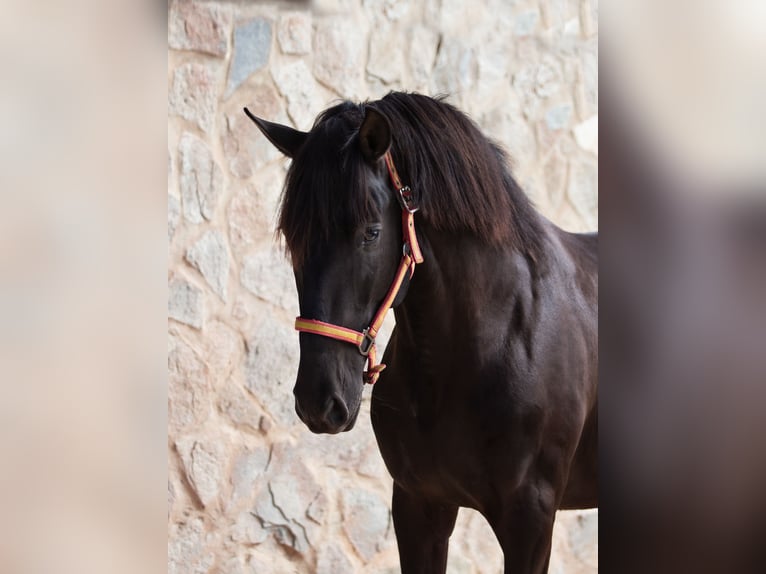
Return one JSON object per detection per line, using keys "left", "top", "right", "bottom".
{"left": 392, "top": 483, "right": 459, "bottom": 574}
{"left": 488, "top": 483, "right": 558, "bottom": 574}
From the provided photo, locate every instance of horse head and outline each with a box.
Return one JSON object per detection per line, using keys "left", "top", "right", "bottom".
{"left": 246, "top": 104, "right": 411, "bottom": 434}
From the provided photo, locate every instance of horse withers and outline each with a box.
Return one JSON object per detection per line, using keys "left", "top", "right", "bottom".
{"left": 246, "top": 92, "right": 597, "bottom": 574}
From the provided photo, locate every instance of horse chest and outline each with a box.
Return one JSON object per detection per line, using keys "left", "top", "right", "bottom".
{"left": 372, "top": 381, "right": 519, "bottom": 507}
{"left": 379, "top": 424, "right": 486, "bottom": 504}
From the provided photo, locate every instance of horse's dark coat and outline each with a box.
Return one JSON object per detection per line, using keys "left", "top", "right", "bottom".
{"left": 247, "top": 92, "right": 598, "bottom": 573}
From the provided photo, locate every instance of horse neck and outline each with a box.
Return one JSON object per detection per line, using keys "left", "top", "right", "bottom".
{"left": 392, "top": 226, "right": 545, "bottom": 370}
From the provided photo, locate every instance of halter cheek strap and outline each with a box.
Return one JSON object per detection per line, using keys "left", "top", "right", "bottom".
{"left": 294, "top": 150, "right": 423, "bottom": 385}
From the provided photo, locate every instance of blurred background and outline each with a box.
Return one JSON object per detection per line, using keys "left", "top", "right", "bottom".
{"left": 601, "top": 1, "right": 766, "bottom": 572}
{"left": 167, "top": 0, "right": 597, "bottom": 573}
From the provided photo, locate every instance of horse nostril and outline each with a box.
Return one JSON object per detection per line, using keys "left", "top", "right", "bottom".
{"left": 322, "top": 394, "right": 349, "bottom": 429}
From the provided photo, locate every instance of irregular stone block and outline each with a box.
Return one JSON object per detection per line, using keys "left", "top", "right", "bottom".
{"left": 251, "top": 486, "right": 303, "bottom": 552}
{"left": 218, "top": 376, "right": 264, "bottom": 434}
{"left": 244, "top": 318, "right": 299, "bottom": 427}
{"left": 341, "top": 486, "right": 392, "bottom": 561}
{"left": 270, "top": 468, "right": 323, "bottom": 531}
{"left": 229, "top": 446, "right": 271, "bottom": 510}
{"left": 168, "top": 334, "right": 211, "bottom": 431}
{"left": 228, "top": 18, "right": 272, "bottom": 96}
{"left": 185, "top": 230, "right": 230, "bottom": 301}
{"left": 277, "top": 11, "right": 312, "bottom": 55}
{"left": 169, "top": 63, "right": 220, "bottom": 133}
{"left": 227, "top": 185, "right": 264, "bottom": 255}
{"left": 313, "top": 17, "right": 364, "bottom": 99}
{"left": 250, "top": 443, "right": 327, "bottom": 554}
{"left": 168, "top": 276, "right": 205, "bottom": 329}
{"left": 168, "top": 517, "right": 215, "bottom": 574}
{"left": 240, "top": 247, "right": 296, "bottom": 312}
{"left": 202, "top": 320, "right": 243, "bottom": 386}
{"left": 271, "top": 59, "right": 324, "bottom": 130}
{"left": 176, "top": 436, "right": 226, "bottom": 509}
{"left": 169, "top": 2, "right": 231, "bottom": 57}
{"left": 222, "top": 81, "right": 285, "bottom": 179}
{"left": 178, "top": 133, "right": 223, "bottom": 224}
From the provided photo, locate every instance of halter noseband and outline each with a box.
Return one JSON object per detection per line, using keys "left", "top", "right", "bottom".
{"left": 294, "top": 150, "right": 424, "bottom": 385}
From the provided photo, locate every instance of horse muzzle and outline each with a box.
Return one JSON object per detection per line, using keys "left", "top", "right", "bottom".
{"left": 294, "top": 389, "right": 360, "bottom": 434}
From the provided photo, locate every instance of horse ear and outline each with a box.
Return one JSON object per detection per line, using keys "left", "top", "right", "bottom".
{"left": 243, "top": 108, "right": 307, "bottom": 158}
{"left": 358, "top": 107, "right": 392, "bottom": 162}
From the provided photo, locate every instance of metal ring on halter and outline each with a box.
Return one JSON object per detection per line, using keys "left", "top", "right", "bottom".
{"left": 397, "top": 186, "right": 419, "bottom": 213}
{"left": 358, "top": 329, "right": 375, "bottom": 356}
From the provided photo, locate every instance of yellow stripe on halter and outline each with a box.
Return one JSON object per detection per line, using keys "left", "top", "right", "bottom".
{"left": 294, "top": 318, "right": 363, "bottom": 345}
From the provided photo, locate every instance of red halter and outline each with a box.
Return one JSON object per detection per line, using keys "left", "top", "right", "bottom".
{"left": 294, "top": 150, "right": 423, "bottom": 385}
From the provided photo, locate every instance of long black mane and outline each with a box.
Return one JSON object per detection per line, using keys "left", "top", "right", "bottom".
{"left": 278, "top": 92, "right": 546, "bottom": 265}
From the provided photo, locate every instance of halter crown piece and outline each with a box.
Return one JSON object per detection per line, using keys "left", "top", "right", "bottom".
{"left": 293, "top": 150, "right": 424, "bottom": 385}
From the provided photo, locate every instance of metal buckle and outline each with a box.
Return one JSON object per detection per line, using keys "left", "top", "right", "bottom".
{"left": 358, "top": 329, "right": 375, "bottom": 356}
{"left": 397, "top": 186, "right": 419, "bottom": 213}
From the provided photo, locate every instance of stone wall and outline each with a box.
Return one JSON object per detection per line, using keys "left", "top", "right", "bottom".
{"left": 168, "top": 0, "right": 598, "bottom": 572}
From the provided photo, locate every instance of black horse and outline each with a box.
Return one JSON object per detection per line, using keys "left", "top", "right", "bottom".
{"left": 246, "top": 92, "right": 597, "bottom": 573}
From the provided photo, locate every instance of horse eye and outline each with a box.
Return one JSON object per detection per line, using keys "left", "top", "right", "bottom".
{"left": 362, "top": 227, "right": 380, "bottom": 245}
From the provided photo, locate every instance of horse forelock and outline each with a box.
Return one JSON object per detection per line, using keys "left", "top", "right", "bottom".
{"left": 277, "top": 101, "right": 380, "bottom": 266}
